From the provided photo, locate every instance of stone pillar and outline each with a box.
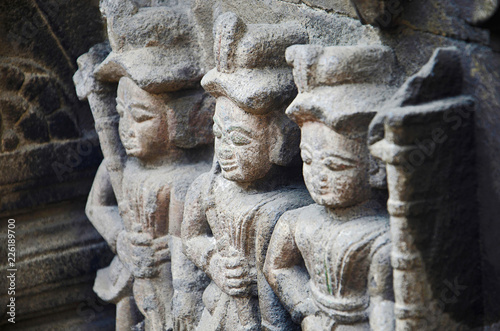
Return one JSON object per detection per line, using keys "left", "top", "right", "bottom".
{"left": 370, "top": 48, "right": 483, "bottom": 330}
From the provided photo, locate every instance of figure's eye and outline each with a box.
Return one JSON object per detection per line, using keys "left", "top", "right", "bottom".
{"left": 130, "top": 108, "right": 154, "bottom": 122}
{"left": 213, "top": 124, "right": 222, "bottom": 139}
{"left": 323, "top": 157, "right": 355, "bottom": 171}
{"left": 229, "top": 131, "right": 251, "bottom": 145}
{"left": 301, "top": 151, "right": 312, "bottom": 165}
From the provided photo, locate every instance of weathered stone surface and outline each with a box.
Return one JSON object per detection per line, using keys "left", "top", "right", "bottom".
{"left": 264, "top": 44, "right": 395, "bottom": 331}
{"left": 75, "top": 1, "right": 500, "bottom": 329}
{"left": 0, "top": 0, "right": 110, "bottom": 330}
{"left": 466, "top": 44, "right": 500, "bottom": 325}
{"left": 182, "top": 12, "right": 313, "bottom": 331}
{"left": 0, "top": 202, "right": 115, "bottom": 330}
{"left": 74, "top": 2, "right": 215, "bottom": 330}
{"left": 47, "top": 109, "right": 80, "bottom": 139}
{"left": 304, "top": 0, "right": 356, "bottom": 15}
{"left": 350, "top": 0, "right": 402, "bottom": 27}
{"left": 3, "top": 0, "right": 500, "bottom": 330}
{"left": 0, "top": 58, "right": 83, "bottom": 151}
{"left": 370, "top": 47, "right": 482, "bottom": 330}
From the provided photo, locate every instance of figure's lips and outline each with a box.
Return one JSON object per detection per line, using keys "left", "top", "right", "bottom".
{"left": 123, "top": 142, "right": 141, "bottom": 156}
{"left": 317, "top": 186, "right": 330, "bottom": 195}
{"left": 219, "top": 160, "right": 238, "bottom": 172}
{"left": 122, "top": 140, "right": 137, "bottom": 150}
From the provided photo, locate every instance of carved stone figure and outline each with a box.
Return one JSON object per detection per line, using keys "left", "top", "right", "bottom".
{"left": 73, "top": 2, "right": 213, "bottom": 330}
{"left": 264, "top": 45, "right": 397, "bottom": 331}
{"left": 181, "top": 12, "right": 313, "bottom": 331}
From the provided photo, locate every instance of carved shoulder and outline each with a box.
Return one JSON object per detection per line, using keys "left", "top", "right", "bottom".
{"left": 254, "top": 187, "right": 313, "bottom": 265}
{"left": 368, "top": 230, "right": 393, "bottom": 300}
{"left": 167, "top": 164, "right": 211, "bottom": 237}
{"left": 169, "top": 162, "right": 212, "bottom": 203}
{"left": 256, "top": 187, "right": 313, "bottom": 227}
{"left": 184, "top": 172, "right": 212, "bottom": 213}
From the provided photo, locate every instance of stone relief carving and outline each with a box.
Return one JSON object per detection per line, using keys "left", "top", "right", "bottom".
{"left": 74, "top": 2, "right": 213, "bottom": 330}
{"left": 264, "top": 45, "right": 396, "bottom": 331}
{"left": 70, "top": 0, "right": 492, "bottom": 330}
{"left": 181, "top": 12, "right": 313, "bottom": 331}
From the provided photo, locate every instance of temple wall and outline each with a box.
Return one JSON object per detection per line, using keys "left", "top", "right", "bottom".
{"left": 0, "top": 0, "right": 115, "bottom": 329}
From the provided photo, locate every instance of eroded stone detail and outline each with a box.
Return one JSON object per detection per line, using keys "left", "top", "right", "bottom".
{"left": 74, "top": 2, "right": 214, "bottom": 330}
{"left": 264, "top": 44, "right": 396, "bottom": 331}
{"left": 181, "top": 12, "right": 313, "bottom": 331}
{"left": 0, "top": 57, "right": 81, "bottom": 152}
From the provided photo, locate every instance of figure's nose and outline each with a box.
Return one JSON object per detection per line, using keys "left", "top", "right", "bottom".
{"left": 309, "top": 164, "right": 326, "bottom": 182}
{"left": 218, "top": 145, "right": 233, "bottom": 159}
{"left": 122, "top": 113, "right": 135, "bottom": 138}
{"left": 127, "top": 126, "right": 135, "bottom": 138}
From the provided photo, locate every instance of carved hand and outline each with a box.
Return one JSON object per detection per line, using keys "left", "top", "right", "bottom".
{"left": 209, "top": 250, "right": 257, "bottom": 297}
{"left": 74, "top": 43, "right": 111, "bottom": 100}
{"left": 116, "top": 231, "right": 170, "bottom": 278}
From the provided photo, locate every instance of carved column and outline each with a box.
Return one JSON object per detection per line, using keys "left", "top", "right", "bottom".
{"left": 370, "top": 48, "right": 483, "bottom": 330}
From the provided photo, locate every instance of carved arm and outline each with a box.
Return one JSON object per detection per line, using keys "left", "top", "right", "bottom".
{"left": 368, "top": 236, "right": 395, "bottom": 331}
{"left": 85, "top": 162, "right": 124, "bottom": 253}
{"left": 263, "top": 210, "right": 317, "bottom": 324}
{"left": 74, "top": 43, "right": 126, "bottom": 202}
{"left": 181, "top": 173, "right": 216, "bottom": 276}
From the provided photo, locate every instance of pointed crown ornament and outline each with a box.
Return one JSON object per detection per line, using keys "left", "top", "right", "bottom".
{"left": 201, "top": 12, "right": 309, "bottom": 115}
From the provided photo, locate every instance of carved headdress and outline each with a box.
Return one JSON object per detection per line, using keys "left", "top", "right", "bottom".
{"left": 286, "top": 44, "right": 397, "bottom": 188}
{"left": 201, "top": 12, "right": 309, "bottom": 115}
{"left": 87, "top": 0, "right": 213, "bottom": 149}
{"left": 285, "top": 45, "right": 396, "bottom": 140}
{"left": 94, "top": 0, "right": 204, "bottom": 94}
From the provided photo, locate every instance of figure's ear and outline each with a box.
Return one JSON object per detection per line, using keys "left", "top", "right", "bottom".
{"left": 269, "top": 114, "right": 301, "bottom": 166}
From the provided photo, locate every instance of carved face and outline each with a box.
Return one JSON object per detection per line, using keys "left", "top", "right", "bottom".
{"left": 116, "top": 77, "right": 169, "bottom": 160}
{"left": 300, "top": 122, "right": 371, "bottom": 208}
{"left": 213, "top": 97, "right": 273, "bottom": 183}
